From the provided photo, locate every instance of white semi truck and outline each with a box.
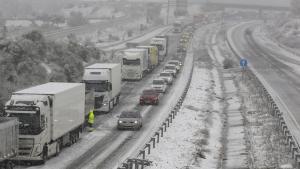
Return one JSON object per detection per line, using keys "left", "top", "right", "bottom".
{"left": 150, "top": 36, "right": 169, "bottom": 61}
{"left": 0, "top": 117, "right": 18, "bottom": 169}
{"left": 5, "top": 83, "right": 85, "bottom": 163}
{"left": 121, "top": 48, "right": 149, "bottom": 80}
{"left": 83, "top": 63, "right": 121, "bottom": 113}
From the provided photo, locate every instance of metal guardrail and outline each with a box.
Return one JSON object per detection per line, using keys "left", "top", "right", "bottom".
{"left": 226, "top": 24, "right": 300, "bottom": 168}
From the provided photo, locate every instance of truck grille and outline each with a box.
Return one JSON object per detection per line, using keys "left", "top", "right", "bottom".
{"left": 126, "top": 70, "right": 135, "bottom": 78}
{"left": 18, "top": 138, "right": 34, "bottom": 156}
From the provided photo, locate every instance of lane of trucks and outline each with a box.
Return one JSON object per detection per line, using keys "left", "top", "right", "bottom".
{"left": 0, "top": 24, "right": 195, "bottom": 169}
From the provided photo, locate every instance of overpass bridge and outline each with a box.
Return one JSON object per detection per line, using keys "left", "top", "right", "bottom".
{"left": 190, "top": 0, "right": 290, "bottom": 11}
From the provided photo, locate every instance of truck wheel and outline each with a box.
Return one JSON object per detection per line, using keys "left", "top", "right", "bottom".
{"left": 116, "top": 96, "right": 120, "bottom": 104}
{"left": 55, "top": 142, "right": 61, "bottom": 156}
{"left": 41, "top": 146, "right": 48, "bottom": 164}
{"left": 74, "top": 130, "right": 80, "bottom": 142}
{"left": 5, "top": 161, "right": 13, "bottom": 169}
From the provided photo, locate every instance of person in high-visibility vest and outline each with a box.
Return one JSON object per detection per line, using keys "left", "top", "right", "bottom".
{"left": 88, "top": 110, "right": 95, "bottom": 129}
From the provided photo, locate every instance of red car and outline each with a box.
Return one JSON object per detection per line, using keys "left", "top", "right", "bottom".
{"left": 140, "top": 89, "right": 160, "bottom": 105}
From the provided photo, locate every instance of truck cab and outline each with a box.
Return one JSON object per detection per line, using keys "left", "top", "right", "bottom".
{"left": 6, "top": 95, "right": 51, "bottom": 162}
{"left": 173, "top": 20, "right": 183, "bottom": 33}
{"left": 5, "top": 83, "right": 85, "bottom": 163}
{"left": 83, "top": 63, "right": 121, "bottom": 113}
{"left": 121, "top": 48, "right": 148, "bottom": 80}
{"left": 150, "top": 36, "right": 168, "bottom": 61}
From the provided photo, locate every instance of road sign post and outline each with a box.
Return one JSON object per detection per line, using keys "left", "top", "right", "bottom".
{"left": 240, "top": 58, "right": 248, "bottom": 70}
{"left": 240, "top": 59, "right": 248, "bottom": 81}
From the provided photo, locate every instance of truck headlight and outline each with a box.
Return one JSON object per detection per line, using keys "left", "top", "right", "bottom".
{"left": 134, "top": 121, "right": 138, "bottom": 124}
{"left": 33, "top": 144, "right": 42, "bottom": 156}
{"left": 118, "top": 121, "right": 123, "bottom": 123}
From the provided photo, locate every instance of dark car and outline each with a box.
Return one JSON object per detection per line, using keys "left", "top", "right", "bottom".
{"left": 117, "top": 111, "right": 142, "bottom": 130}
{"left": 140, "top": 89, "right": 160, "bottom": 105}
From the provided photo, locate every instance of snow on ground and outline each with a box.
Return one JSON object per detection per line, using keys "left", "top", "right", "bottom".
{"left": 226, "top": 22, "right": 296, "bottom": 168}
{"left": 237, "top": 74, "right": 295, "bottom": 168}
{"left": 146, "top": 25, "right": 224, "bottom": 169}
{"left": 147, "top": 62, "right": 222, "bottom": 169}
{"left": 223, "top": 71, "right": 248, "bottom": 169}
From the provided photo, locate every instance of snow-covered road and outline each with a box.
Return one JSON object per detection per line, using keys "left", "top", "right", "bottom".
{"left": 15, "top": 27, "right": 181, "bottom": 169}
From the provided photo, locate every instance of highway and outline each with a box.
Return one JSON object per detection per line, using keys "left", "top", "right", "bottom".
{"left": 227, "top": 22, "right": 300, "bottom": 146}
{"left": 14, "top": 24, "right": 195, "bottom": 169}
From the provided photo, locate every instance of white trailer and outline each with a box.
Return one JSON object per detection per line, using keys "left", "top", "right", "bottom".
{"left": 150, "top": 36, "right": 168, "bottom": 61}
{"left": 0, "top": 117, "right": 18, "bottom": 169}
{"left": 121, "top": 48, "right": 148, "bottom": 80}
{"left": 5, "top": 83, "right": 85, "bottom": 163}
{"left": 83, "top": 63, "right": 121, "bottom": 113}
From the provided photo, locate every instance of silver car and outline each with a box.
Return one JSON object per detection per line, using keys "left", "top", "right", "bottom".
{"left": 159, "top": 71, "right": 174, "bottom": 85}
{"left": 117, "top": 111, "right": 142, "bottom": 130}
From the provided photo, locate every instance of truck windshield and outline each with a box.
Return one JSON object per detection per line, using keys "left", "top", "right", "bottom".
{"left": 123, "top": 58, "right": 140, "bottom": 66}
{"left": 9, "top": 112, "right": 41, "bottom": 135}
{"left": 85, "top": 81, "right": 109, "bottom": 92}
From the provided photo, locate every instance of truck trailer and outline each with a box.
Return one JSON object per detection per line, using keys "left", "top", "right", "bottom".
{"left": 0, "top": 117, "right": 18, "bottom": 169}
{"left": 137, "top": 46, "right": 159, "bottom": 71}
{"left": 83, "top": 63, "right": 121, "bottom": 113}
{"left": 5, "top": 82, "right": 85, "bottom": 163}
{"left": 150, "top": 36, "right": 169, "bottom": 61}
{"left": 121, "top": 48, "right": 149, "bottom": 80}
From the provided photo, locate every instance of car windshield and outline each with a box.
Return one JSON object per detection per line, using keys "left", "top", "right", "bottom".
{"left": 143, "top": 90, "right": 157, "bottom": 95}
{"left": 120, "top": 112, "right": 140, "bottom": 118}
{"left": 160, "top": 73, "right": 171, "bottom": 76}
{"left": 165, "top": 66, "right": 175, "bottom": 70}
{"left": 153, "top": 80, "right": 164, "bottom": 85}
{"left": 169, "top": 62, "right": 179, "bottom": 66}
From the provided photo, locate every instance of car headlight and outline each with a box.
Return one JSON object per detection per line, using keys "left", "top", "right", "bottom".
{"left": 118, "top": 121, "right": 123, "bottom": 123}
{"left": 134, "top": 121, "right": 138, "bottom": 124}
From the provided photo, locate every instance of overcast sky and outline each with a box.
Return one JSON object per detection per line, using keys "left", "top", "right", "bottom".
{"left": 128, "top": 0, "right": 290, "bottom": 7}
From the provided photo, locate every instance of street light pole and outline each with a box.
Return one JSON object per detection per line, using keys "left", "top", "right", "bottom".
{"left": 167, "top": 0, "right": 170, "bottom": 25}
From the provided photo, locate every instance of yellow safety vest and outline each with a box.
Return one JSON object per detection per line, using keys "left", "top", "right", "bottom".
{"left": 88, "top": 111, "right": 95, "bottom": 124}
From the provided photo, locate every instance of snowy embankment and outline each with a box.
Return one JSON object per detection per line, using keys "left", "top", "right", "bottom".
{"left": 145, "top": 25, "right": 224, "bottom": 169}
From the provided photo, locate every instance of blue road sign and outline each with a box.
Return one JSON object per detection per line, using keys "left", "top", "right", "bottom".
{"left": 240, "top": 59, "right": 248, "bottom": 69}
